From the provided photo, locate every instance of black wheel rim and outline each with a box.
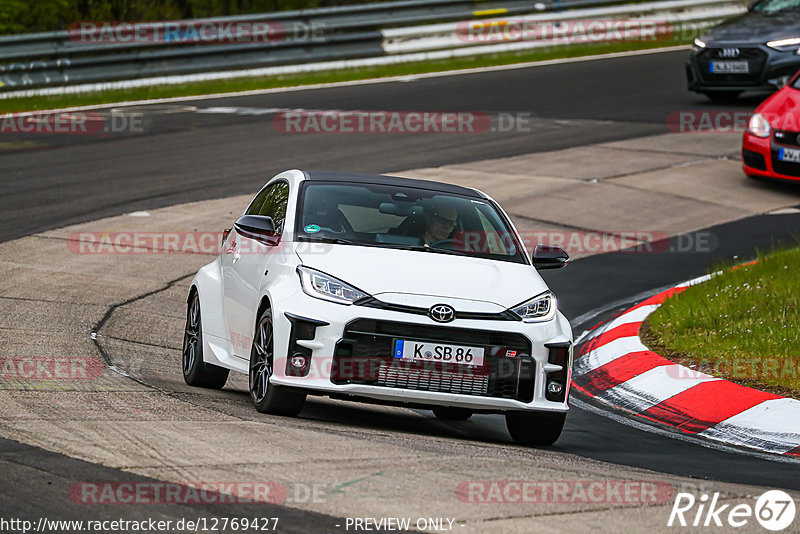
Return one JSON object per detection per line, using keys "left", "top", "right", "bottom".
{"left": 250, "top": 316, "right": 273, "bottom": 403}
{"left": 182, "top": 295, "right": 201, "bottom": 376}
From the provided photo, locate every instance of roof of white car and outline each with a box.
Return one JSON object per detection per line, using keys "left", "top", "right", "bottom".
{"left": 301, "top": 170, "right": 485, "bottom": 199}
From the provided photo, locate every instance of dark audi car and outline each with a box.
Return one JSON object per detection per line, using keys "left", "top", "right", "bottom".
{"left": 687, "top": 0, "right": 800, "bottom": 101}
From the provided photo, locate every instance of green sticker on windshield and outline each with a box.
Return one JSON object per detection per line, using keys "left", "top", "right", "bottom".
{"left": 304, "top": 224, "right": 321, "bottom": 233}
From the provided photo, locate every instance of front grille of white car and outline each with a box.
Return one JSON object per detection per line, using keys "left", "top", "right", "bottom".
{"left": 377, "top": 361, "right": 490, "bottom": 396}
{"left": 331, "top": 319, "right": 534, "bottom": 401}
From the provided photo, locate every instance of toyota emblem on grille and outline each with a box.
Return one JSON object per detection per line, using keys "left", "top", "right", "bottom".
{"left": 429, "top": 304, "right": 455, "bottom": 323}
{"left": 719, "top": 47, "right": 740, "bottom": 58}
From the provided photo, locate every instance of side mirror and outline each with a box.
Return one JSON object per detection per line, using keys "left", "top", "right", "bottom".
{"left": 532, "top": 244, "right": 569, "bottom": 269}
{"left": 234, "top": 215, "right": 279, "bottom": 246}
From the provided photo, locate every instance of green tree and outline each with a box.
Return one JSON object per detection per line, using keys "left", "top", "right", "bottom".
{"left": 0, "top": 0, "right": 385, "bottom": 34}
{"left": 0, "top": 0, "right": 74, "bottom": 34}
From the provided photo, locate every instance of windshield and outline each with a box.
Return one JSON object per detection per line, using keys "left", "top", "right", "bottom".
{"left": 750, "top": 0, "right": 800, "bottom": 12}
{"left": 296, "top": 181, "right": 526, "bottom": 264}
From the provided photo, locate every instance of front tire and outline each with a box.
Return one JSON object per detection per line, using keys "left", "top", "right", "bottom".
{"left": 182, "top": 292, "right": 229, "bottom": 389}
{"left": 249, "top": 308, "right": 306, "bottom": 416}
{"left": 505, "top": 411, "right": 566, "bottom": 446}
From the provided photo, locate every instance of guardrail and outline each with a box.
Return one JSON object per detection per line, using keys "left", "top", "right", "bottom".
{"left": 0, "top": 0, "right": 744, "bottom": 96}
{"left": 383, "top": 0, "right": 744, "bottom": 54}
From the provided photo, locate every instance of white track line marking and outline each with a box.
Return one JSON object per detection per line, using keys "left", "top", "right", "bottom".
{"left": 698, "top": 399, "right": 800, "bottom": 454}
{"left": 597, "top": 365, "right": 719, "bottom": 413}
{"left": 574, "top": 336, "right": 648, "bottom": 376}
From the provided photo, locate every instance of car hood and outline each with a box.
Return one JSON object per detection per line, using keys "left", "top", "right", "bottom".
{"left": 757, "top": 85, "right": 800, "bottom": 126}
{"left": 295, "top": 243, "right": 547, "bottom": 310}
{"left": 701, "top": 11, "right": 800, "bottom": 43}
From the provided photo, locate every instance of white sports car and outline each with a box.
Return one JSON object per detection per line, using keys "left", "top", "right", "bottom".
{"left": 183, "top": 169, "right": 573, "bottom": 445}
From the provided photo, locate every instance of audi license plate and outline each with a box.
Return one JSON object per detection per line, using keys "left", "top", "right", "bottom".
{"left": 710, "top": 61, "right": 748, "bottom": 74}
{"left": 779, "top": 147, "right": 800, "bottom": 163}
{"left": 393, "top": 339, "right": 485, "bottom": 367}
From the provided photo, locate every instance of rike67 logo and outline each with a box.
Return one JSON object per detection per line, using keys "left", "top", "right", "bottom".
{"left": 668, "top": 490, "right": 796, "bottom": 531}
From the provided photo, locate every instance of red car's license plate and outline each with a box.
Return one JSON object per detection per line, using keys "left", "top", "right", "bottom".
{"left": 779, "top": 148, "right": 800, "bottom": 163}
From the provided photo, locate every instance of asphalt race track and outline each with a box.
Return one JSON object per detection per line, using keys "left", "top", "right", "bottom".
{"left": 2, "top": 48, "right": 800, "bottom": 529}
{"left": 0, "top": 49, "right": 771, "bottom": 243}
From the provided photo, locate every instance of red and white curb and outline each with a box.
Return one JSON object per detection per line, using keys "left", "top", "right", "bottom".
{"left": 572, "top": 274, "right": 800, "bottom": 457}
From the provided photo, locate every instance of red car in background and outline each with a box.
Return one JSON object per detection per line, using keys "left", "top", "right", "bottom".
{"left": 743, "top": 71, "right": 800, "bottom": 182}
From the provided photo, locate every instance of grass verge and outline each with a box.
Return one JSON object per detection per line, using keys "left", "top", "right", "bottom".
{"left": 0, "top": 38, "right": 689, "bottom": 113}
{"left": 643, "top": 246, "right": 800, "bottom": 398}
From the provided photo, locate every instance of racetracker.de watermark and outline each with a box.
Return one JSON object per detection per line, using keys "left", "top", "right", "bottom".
{"left": 68, "top": 232, "right": 227, "bottom": 255}
{"left": 471, "top": 230, "right": 716, "bottom": 255}
{"left": 667, "top": 356, "right": 800, "bottom": 382}
{"left": 68, "top": 20, "right": 323, "bottom": 44}
{"left": 0, "top": 112, "right": 145, "bottom": 136}
{"left": 483, "top": 230, "right": 672, "bottom": 255}
{"left": 276, "top": 111, "right": 655, "bottom": 134}
{"left": 456, "top": 19, "right": 672, "bottom": 43}
{"left": 456, "top": 480, "right": 674, "bottom": 504}
{"left": 668, "top": 111, "right": 800, "bottom": 133}
{"left": 274, "top": 110, "right": 493, "bottom": 134}
{"left": 0, "top": 357, "right": 103, "bottom": 381}
{"left": 70, "top": 482, "right": 287, "bottom": 505}
{"left": 66, "top": 230, "right": 717, "bottom": 255}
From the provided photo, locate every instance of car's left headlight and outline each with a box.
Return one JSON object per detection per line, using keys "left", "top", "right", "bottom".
{"left": 297, "top": 266, "right": 370, "bottom": 305}
{"left": 509, "top": 291, "right": 556, "bottom": 323}
{"left": 767, "top": 37, "right": 800, "bottom": 53}
{"left": 747, "top": 113, "right": 771, "bottom": 138}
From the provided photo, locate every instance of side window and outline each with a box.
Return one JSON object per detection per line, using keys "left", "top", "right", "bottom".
{"left": 246, "top": 187, "right": 271, "bottom": 216}
{"left": 250, "top": 182, "right": 290, "bottom": 232}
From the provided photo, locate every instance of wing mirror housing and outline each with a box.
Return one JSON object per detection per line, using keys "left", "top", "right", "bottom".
{"left": 234, "top": 215, "right": 279, "bottom": 246}
{"left": 532, "top": 244, "right": 569, "bottom": 269}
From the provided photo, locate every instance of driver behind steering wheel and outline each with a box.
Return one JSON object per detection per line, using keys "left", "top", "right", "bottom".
{"left": 422, "top": 204, "right": 458, "bottom": 247}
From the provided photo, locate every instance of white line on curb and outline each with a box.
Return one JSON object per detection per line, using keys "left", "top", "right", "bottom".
{"left": 570, "top": 397, "right": 800, "bottom": 464}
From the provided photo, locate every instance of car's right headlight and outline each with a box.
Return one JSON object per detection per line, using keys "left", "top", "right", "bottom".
{"left": 747, "top": 113, "right": 771, "bottom": 138}
{"left": 297, "top": 266, "right": 369, "bottom": 305}
{"left": 509, "top": 291, "right": 556, "bottom": 323}
{"left": 693, "top": 37, "right": 706, "bottom": 50}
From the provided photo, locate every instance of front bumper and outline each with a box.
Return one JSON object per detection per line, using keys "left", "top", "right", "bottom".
{"left": 686, "top": 44, "right": 800, "bottom": 93}
{"left": 742, "top": 130, "right": 800, "bottom": 182}
{"left": 269, "top": 291, "right": 572, "bottom": 413}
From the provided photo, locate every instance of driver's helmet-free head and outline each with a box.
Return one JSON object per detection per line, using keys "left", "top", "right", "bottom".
{"left": 423, "top": 199, "right": 459, "bottom": 243}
